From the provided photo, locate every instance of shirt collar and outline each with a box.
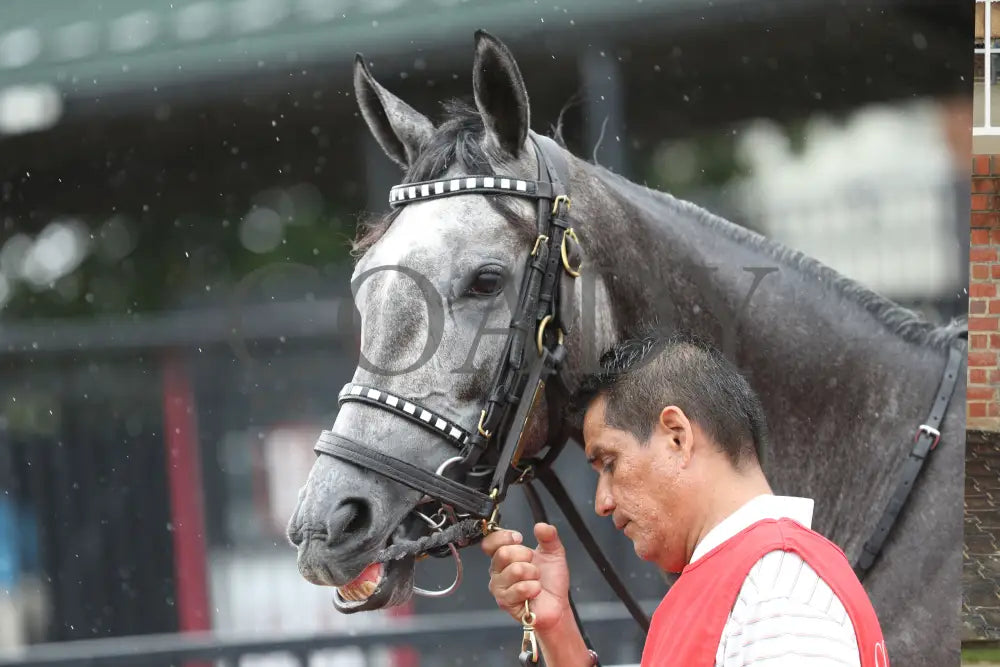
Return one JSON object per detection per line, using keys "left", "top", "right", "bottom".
{"left": 689, "top": 494, "right": 814, "bottom": 564}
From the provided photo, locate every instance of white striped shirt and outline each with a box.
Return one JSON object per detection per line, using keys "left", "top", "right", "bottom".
{"left": 687, "top": 495, "right": 862, "bottom": 667}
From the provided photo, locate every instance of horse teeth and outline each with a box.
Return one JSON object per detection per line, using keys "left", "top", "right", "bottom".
{"left": 360, "top": 581, "right": 376, "bottom": 598}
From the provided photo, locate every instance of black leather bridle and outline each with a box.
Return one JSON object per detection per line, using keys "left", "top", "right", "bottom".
{"left": 314, "top": 131, "right": 645, "bottom": 663}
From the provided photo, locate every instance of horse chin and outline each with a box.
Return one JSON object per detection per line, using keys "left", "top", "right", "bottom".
{"left": 331, "top": 557, "right": 415, "bottom": 613}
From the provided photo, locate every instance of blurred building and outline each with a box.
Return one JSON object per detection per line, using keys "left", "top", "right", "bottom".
{"left": 0, "top": 1, "right": 972, "bottom": 664}
{"left": 976, "top": 0, "right": 1000, "bottom": 151}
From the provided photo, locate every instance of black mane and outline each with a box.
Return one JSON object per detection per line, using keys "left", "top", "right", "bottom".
{"left": 592, "top": 166, "right": 967, "bottom": 351}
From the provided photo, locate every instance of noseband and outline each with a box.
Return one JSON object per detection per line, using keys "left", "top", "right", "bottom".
{"left": 313, "top": 131, "right": 648, "bottom": 662}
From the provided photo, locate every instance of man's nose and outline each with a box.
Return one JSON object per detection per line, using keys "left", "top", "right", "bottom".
{"left": 594, "top": 478, "right": 614, "bottom": 516}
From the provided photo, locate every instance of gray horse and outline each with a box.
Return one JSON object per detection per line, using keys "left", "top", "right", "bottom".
{"left": 287, "top": 31, "right": 967, "bottom": 666}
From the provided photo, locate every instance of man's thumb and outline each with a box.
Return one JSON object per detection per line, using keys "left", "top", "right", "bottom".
{"left": 534, "top": 523, "right": 564, "bottom": 554}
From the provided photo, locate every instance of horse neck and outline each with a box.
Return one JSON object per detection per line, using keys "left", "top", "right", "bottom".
{"left": 575, "top": 163, "right": 954, "bottom": 544}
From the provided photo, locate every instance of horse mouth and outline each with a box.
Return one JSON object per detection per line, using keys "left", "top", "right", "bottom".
{"left": 331, "top": 555, "right": 415, "bottom": 613}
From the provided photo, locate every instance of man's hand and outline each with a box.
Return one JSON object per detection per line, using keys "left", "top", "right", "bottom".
{"left": 482, "top": 522, "right": 570, "bottom": 632}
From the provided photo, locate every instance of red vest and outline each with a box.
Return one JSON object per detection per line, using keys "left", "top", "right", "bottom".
{"left": 640, "top": 518, "right": 888, "bottom": 666}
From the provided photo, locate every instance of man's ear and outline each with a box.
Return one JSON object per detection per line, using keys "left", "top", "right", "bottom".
{"left": 658, "top": 406, "right": 695, "bottom": 465}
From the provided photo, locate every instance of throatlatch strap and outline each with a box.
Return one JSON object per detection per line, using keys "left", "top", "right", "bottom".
{"left": 314, "top": 431, "right": 495, "bottom": 518}
{"left": 853, "top": 338, "right": 965, "bottom": 579}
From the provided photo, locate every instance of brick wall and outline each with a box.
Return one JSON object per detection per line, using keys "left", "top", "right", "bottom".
{"left": 970, "top": 155, "right": 1000, "bottom": 431}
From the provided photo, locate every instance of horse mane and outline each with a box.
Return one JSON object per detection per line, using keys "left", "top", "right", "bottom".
{"left": 591, "top": 166, "right": 967, "bottom": 351}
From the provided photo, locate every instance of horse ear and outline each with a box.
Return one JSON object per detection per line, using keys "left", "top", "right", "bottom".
{"left": 472, "top": 30, "right": 530, "bottom": 157}
{"left": 353, "top": 54, "right": 435, "bottom": 170}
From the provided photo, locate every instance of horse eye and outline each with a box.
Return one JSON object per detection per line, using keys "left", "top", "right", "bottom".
{"left": 466, "top": 269, "right": 504, "bottom": 297}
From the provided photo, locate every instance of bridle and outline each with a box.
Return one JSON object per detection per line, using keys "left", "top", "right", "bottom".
{"left": 313, "top": 130, "right": 646, "bottom": 664}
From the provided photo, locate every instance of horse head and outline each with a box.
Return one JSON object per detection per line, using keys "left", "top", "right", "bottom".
{"left": 287, "top": 30, "right": 600, "bottom": 612}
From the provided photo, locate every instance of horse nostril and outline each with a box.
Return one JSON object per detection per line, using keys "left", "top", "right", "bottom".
{"left": 327, "top": 498, "right": 372, "bottom": 542}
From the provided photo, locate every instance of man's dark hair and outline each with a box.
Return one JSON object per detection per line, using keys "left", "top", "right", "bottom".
{"left": 570, "top": 326, "right": 770, "bottom": 468}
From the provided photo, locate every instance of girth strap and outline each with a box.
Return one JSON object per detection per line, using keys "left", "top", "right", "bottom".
{"left": 853, "top": 337, "right": 965, "bottom": 579}
{"left": 314, "top": 431, "right": 495, "bottom": 518}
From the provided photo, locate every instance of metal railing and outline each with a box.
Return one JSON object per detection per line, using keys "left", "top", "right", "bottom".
{"left": 0, "top": 601, "right": 655, "bottom": 667}
{"left": 976, "top": 0, "right": 1000, "bottom": 135}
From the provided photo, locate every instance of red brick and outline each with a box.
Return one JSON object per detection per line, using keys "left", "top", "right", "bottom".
{"left": 973, "top": 193, "right": 1000, "bottom": 210}
{"left": 972, "top": 247, "right": 998, "bottom": 262}
{"left": 974, "top": 178, "right": 999, "bottom": 194}
{"left": 972, "top": 284, "right": 997, "bottom": 298}
{"left": 970, "top": 386, "right": 997, "bottom": 401}
{"left": 972, "top": 159, "right": 1000, "bottom": 438}
{"left": 970, "top": 350, "right": 998, "bottom": 367}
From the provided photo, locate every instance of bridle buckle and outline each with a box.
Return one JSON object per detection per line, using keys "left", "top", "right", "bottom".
{"left": 917, "top": 424, "right": 941, "bottom": 450}
{"left": 551, "top": 194, "right": 571, "bottom": 215}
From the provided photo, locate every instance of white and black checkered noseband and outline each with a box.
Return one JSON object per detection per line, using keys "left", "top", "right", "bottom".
{"left": 338, "top": 383, "right": 472, "bottom": 450}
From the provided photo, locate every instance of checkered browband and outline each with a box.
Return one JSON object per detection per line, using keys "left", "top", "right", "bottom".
{"left": 389, "top": 175, "right": 556, "bottom": 208}
{"left": 338, "top": 382, "right": 472, "bottom": 450}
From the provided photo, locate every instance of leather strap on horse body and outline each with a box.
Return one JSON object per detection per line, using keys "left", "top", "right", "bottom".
{"left": 853, "top": 332, "right": 966, "bottom": 580}
{"left": 315, "top": 431, "right": 497, "bottom": 517}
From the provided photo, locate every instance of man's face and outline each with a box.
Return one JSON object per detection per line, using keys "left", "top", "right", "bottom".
{"left": 582, "top": 396, "right": 694, "bottom": 573}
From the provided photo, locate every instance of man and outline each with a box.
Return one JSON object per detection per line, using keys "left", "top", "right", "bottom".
{"left": 483, "top": 330, "right": 887, "bottom": 666}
